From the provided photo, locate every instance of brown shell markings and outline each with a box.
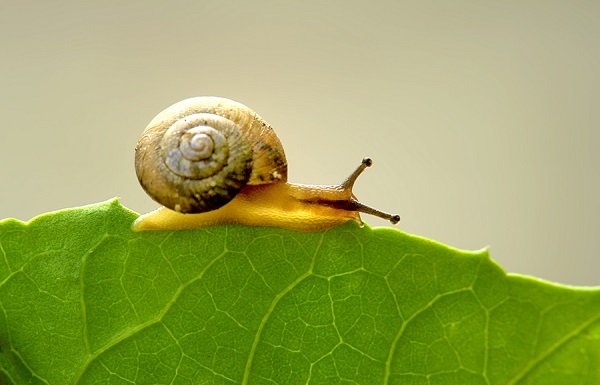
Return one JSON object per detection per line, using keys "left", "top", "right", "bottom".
{"left": 135, "top": 97, "right": 287, "bottom": 214}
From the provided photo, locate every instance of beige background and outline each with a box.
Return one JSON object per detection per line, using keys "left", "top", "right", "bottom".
{"left": 0, "top": 1, "right": 598, "bottom": 285}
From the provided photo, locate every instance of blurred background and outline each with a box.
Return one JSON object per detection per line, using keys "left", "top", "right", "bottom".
{"left": 0, "top": 1, "right": 598, "bottom": 285}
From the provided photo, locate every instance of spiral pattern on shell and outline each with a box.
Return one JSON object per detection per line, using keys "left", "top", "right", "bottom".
{"left": 135, "top": 97, "right": 288, "bottom": 214}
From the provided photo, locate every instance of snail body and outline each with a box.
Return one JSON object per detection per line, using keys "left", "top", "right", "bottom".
{"left": 134, "top": 97, "right": 399, "bottom": 232}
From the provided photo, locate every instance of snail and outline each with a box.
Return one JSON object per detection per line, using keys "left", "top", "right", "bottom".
{"left": 133, "top": 96, "right": 400, "bottom": 232}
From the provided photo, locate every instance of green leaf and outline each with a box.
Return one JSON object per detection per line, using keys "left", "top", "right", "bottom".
{"left": 0, "top": 199, "right": 599, "bottom": 384}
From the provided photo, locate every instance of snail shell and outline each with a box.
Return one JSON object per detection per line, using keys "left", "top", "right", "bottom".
{"left": 135, "top": 97, "right": 287, "bottom": 214}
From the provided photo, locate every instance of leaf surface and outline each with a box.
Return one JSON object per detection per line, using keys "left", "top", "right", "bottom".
{"left": 0, "top": 199, "right": 598, "bottom": 384}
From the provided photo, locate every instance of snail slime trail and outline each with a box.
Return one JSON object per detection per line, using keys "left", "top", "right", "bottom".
{"left": 134, "top": 96, "right": 400, "bottom": 232}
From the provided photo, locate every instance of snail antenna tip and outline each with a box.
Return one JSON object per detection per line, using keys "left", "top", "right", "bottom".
{"left": 341, "top": 157, "right": 374, "bottom": 189}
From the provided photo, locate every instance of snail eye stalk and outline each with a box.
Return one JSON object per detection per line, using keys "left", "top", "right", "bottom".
{"left": 339, "top": 158, "right": 401, "bottom": 225}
